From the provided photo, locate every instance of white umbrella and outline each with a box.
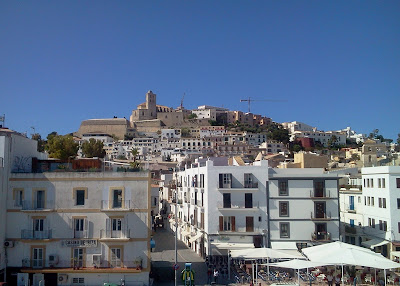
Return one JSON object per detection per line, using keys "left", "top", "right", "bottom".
{"left": 303, "top": 242, "right": 400, "bottom": 286}
{"left": 231, "top": 247, "right": 305, "bottom": 284}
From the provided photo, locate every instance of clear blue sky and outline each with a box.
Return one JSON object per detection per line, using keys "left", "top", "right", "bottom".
{"left": 1, "top": 1, "right": 399, "bottom": 140}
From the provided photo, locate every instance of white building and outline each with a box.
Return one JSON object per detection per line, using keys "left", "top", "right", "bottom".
{"left": 0, "top": 128, "right": 47, "bottom": 281}
{"left": 5, "top": 169, "right": 151, "bottom": 286}
{"left": 268, "top": 168, "right": 340, "bottom": 247}
{"left": 360, "top": 166, "right": 400, "bottom": 259}
{"left": 171, "top": 158, "right": 269, "bottom": 258}
{"left": 160, "top": 129, "right": 181, "bottom": 141}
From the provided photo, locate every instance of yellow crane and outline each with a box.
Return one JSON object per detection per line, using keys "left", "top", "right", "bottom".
{"left": 240, "top": 97, "right": 286, "bottom": 113}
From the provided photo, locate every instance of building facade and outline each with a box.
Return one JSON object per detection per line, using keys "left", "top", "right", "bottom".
{"left": 5, "top": 171, "right": 151, "bottom": 286}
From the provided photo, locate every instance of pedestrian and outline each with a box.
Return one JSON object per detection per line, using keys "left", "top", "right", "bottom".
{"left": 335, "top": 275, "right": 341, "bottom": 286}
{"left": 207, "top": 268, "right": 212, "bottom": 284}
{"left": 327, "top": 273, "right": 334, "bottom": 286}
{"left": 214, "top": 269, "right": 219, "bottom": 284}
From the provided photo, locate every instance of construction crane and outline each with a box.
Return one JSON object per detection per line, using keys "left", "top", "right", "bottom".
{"left": 240, "top": 97, "right": 287, "bottom": 113}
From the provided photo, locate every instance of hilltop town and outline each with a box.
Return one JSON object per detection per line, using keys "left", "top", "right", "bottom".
{"left": 1, "top": 90, "right": 400, "bottom": 286}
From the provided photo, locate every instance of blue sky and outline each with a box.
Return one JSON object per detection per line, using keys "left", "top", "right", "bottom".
{"left": 1, "top": 1, "right": 399, "bottom": 140}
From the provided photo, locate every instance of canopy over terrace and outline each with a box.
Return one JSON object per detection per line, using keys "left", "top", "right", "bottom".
{"left": 302, "top": 241, "right": 400, "bottom": 286}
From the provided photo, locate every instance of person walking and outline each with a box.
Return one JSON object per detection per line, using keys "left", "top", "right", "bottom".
{"left": 214, "top": 269, "right": 219, "bottom": 284}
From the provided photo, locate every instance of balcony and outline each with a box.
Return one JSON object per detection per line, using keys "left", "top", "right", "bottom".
{"left": 101, "top": 200, "right": 131, "bottom": 211}
{"left": 217, "top": 201, "right": 259, "bottom": 209}
{"left": 100, "top": 229, "right": 130, "bottom": 240}
{"left": 311, "top": 231, "right": 331, "bottom": 241}
{"left": 21, "top": 258, "right": 144, "bottom": 270}
{"left": 21, "top": 230, "right": 52, "bottom": 240}
{"left": 21, "top": 200, "right": 54, "bottom": 211}
{"left": 310, "top": 190, "right": 331, "bottom": 199}
{"left": 311, "top": 211, "right": 331, "bottom": 220}
{"left": 218, "top": 183, "right": 259, "bottom": 191}
{"left": 345, "top": 204, "right": 356, "bottom": 213}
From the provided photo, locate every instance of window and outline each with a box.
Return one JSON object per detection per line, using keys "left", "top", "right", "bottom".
{"left": 74, "top": 218, "right": 87, "bottom": 238}
{"left": 383, "top": 221, "right": 388, "bottom": 231}
{"left": 34, "top": 190, "right": 45, "bottom": 209}
{"left": 367, "top": 179, "right": 370, "bottom": 188}
{"left": 73, "top": 248, "right": 84, "bottom": 268}
{"left": 76, "top": 190, "right": 85, "bottom": 206}
{"left": 368, "top": 197, "right": 371, "bottom": 206}
{"left": 219, "top": 174, "right": 232, "bottom": 188}
{"left": 110, "top": 248, "right": 122, "bottom": 268}
{"left": 398, "top": 222, "right": 400, "bottom": 233}
{"left": 397, "top": 198, "right": 400, "bottom": 209}
{"left": 371, "top": 197, "right": 374, "bottom": 206}
{"left": 32, "top": 247, "right": 44, "bottom": 268}
{"left": 379, "top": 220, "right": 383, "bottom": 230}
{"left": 245, "top": 193, "right": 253, "bottom": 208}
{"left": 33, "top": 218, "right": 45, "bottom": 239}
{"left": 72, "top": 278, "right": 85, "bottom": 284}
{"left": 368, "top": 218, "right": 372, "bottom": 227}
{"left": 397, "top": 178, "right": 400, "bottom": 188}
{"left": 383, "top": 198, "right": 387, "bottom": 208}
{"left": 278, "top": 180, "right": 288, "bottom": 196}
{"left": 371, "top": 179, "right": 374, "bottom": 188}
{"left": 382, "top": 178, "right": 386, "bottom": 188}
{"left": 350, "top": 219, "right": 355, "bottom": 227}
{"left": 246, "top": 216, "right": 254, "bottom": 232}
{"left": 280, "top": 222, "right": 290, "bottom": 238}
{"left": 112, "top": 189, "right": 123, "bottom": 208}
{"left": 379, "top": 198, "right": 382, "bottom": 208}
{"left": 378, "top": 178, "right": 381, "bottom": 188}
{"left": 372, "top": 218, "right": 375, "bottom": 228}
{"left": 13, "top": 189, "right": 24, "bottom": 207}
{"left": 219, "top": 216, "right": 235, "bottom": 231}
{"left": 279, "top": 201, "right": 289, "bottom": 217}
{"left": 223, "top": 193, "right": 231, "bottom": 208}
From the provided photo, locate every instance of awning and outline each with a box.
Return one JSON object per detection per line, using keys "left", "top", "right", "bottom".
{"left": 211, "top": 242, "right": 255, "bottom": 250}
{"left": 362, "top": 238, "right": 389, "bottom": 249}
{"left": 271, "top": 241, "right": 298, "bottom": 250}
{"left": 189, "top": 233, "right": 203, "bottom": 243}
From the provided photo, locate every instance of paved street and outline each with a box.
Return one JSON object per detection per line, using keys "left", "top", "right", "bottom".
{"left": 151, "top": 228, "right": 233, "bottom": 286}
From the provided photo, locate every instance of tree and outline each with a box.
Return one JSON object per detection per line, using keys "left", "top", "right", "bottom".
{"left": 327, "top": 135, "right": 338, "bottom": 149}
{"left": 130, "top": 148, "right": 141, "bottom": 170}
{"left": 188, "top": 113, "right": 198, "bottom": 119}
{"left": 81, "top": 138, "right": 105, "bottom": 158}
{"left": 351, "top": 153, "right": 360, "bottom": 161}
{"left": 31, "top": 133, "right": 46, "bottom": 152}
{"left": 45, "top": 133, "right": 79, "bottom": 160}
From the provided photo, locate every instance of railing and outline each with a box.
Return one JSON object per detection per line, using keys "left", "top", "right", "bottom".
{"left": 218, "top": 183, "right": 259, "bottom": 189}
{"left": 311, "top": 232, "right": 331, "bottom": 241}
{"left": 340, "top": 184, "right": 362, "bottom": 190}
{"left": 101, "top": 200, "right": 131, "bottom": 210}
{"left": 310, "top": 190, "right": 331, "bottom": 198}
{"left": 21, "top": 259, "right": 143, "bottom": 269}
{"left": 21, "top": 229, "right": 52, "bottom": 239}
{"left": 21, "top": 200, "right": 55, "bottom": 210}
{"left": 311, "top": 211, "right": 331, "bottom": 220}
{"left": 100, "top": 229, "right": 130, "bottom": 239}
{"left": 345, "top": 225, "right": 357, "bottom": 234}
{"left": 217, "top": 201, "right": 259, "bottom": 209}
{"left": 345, "top": 204, "right": 356, "bottom": 212}
{"left": 244, "top": 182, "right": 259, "bottom": 188}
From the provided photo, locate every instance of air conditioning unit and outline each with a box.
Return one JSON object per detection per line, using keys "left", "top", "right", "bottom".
{"left": 92, "top": 254, "right": 102, "bottom": 267}
{"left": 58, "top": 274, "right": 68, "bottom": 283}
{"left": 48, "top": 254, "right": 59, "bottom": 266}
{"left": 4, "top": 240, "right": 14, "bottom": 248}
